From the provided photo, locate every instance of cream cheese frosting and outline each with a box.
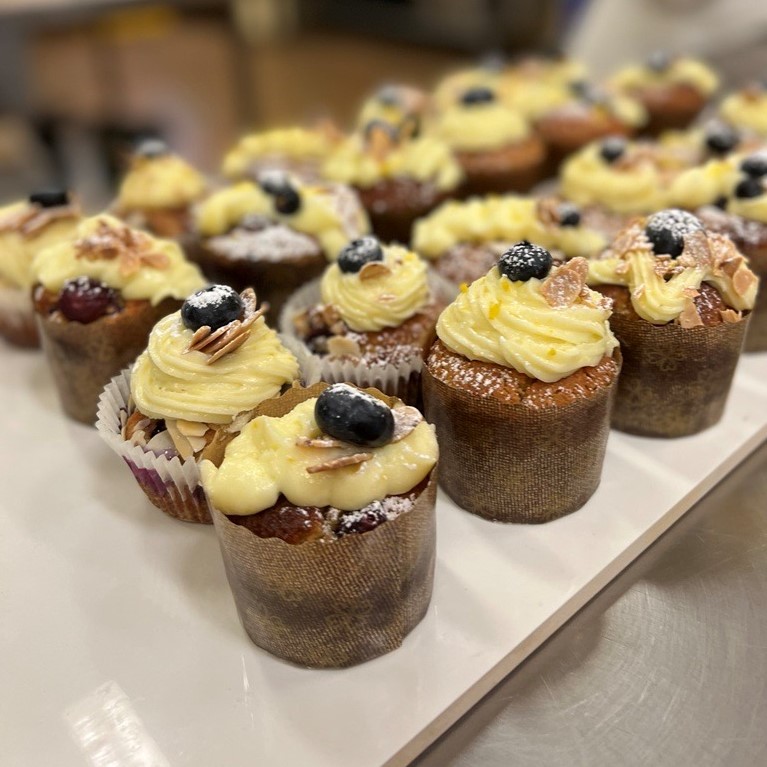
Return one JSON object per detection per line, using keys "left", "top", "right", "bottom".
{"left": 611, "top": 57, "right": 719, "bottom": 96}
{"left": 194, "top": 179, "right": 369, "bottom": 260}
{"left": 720, "top": 87, "right": 767, "bottom": 137}
{"left": 0, "top": 201, "right": 81, "bottom": 288}
{"left": 434, "top": 101, "right": 531, "bottom": 152}
{"left": 322, "top": 132, "right": 462, "bottom": 191}
{"left": 131, "top": 309, "right": 298, "bottom": 424}
{"left": 118, "top": 154, "right": 206, "bottom": 210}
{"left": 320, "top": 244, "right": 430, "bottom": 332}
{"left": 200, "top": 396, "right": 438, "bottom": 514}
{"left": 587, "top": 221, "right": 757, "bottom": 324}
{"left": 437, "top": 261, "right": 618, "bottom": 382}
{"left": 32, "top": 214, "right": 206, "bottom": 304}
{"left": 412, "top": 196, "right": 606, "bottom": 259}
{"left": 667, "top": 156, "right": 740, "bottom": 210}
{"left": 728, "top": 190, "right": 767, "bottom": 223}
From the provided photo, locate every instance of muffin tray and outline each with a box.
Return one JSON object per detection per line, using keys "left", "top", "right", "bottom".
{"left": 3, "top": 346, "right": 767, "bottom": 767}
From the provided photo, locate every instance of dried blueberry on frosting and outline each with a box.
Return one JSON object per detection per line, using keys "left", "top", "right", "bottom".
{"left": 734, "top": 177, "right": 765, "bottom": 199}
{"left": 741, "top": 153, "right": 767, "bottom": 178}
{"left": 498, "top": 241, "right": 553, "bottom": 282}
{"left": 460, "top": 86, "right": 496, "bottom": 106}
{"left": 646, "top": 50, "right": 672, "bottom": 73}
{"left": 257, "top": 170, "right": 302, "bottom": 214}
{"left": 315, "top": 384, "right": 395, "bottom": 448}
{"left": 29, "top": 189, "right": 71, "bottom": 209}
{"left": 704, "top": 123, "right": 740, "bottom": 156}
{"left": 135, "top": 138, "right": 169, "bottom": 159}
{"left": 181, "top": 285, "right": 245, "bottom": 332}
{"left": 337, "top": 236, "right": 384, "bottom": 274}
{"left": 644, "top": 209, "right": 703, "bottom": 258}
{"left": 557, "top": 203, "right": 581, "bottom": 228}
{"left": 599, "top": 136, "right": 627, "bottom": 164}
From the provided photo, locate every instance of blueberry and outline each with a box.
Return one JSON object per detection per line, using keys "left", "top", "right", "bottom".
{"left": 704, "top": 123, "right": 739, "bottom": 155}
{"left": 337, "top": 236, "right": 384, "bottom": 274}
{"left": 257, "top": 170, "right": 301, "bottom": 215}
{"left": 645, "top": 209, "right": 703, "bottom": 258}
{"left": 740, "top": 153, "right": 767, "bottom": 178}
{"left": 460, "top": 86, "right": 496, "bottom": 106}
{"left": 570, "top": 80, "right": 604, "bottom": 105}
{"left": 181, "top": 285, "right": 243, "bottom": 331}
{"left": 376, "top": 85, "right": 401, "bottom": 106}
{"left": 135, "top": 138, "right": 169, "bottom": 159}
{"left": 557, "top": 202, "right": 581, "bottom": 227}
{"left": 646, "top": 50, "right": 672, "bottom": 72}
{"left": 314, "top": 384, "right": 395, "bottom": 448}
{"left": 498, "top": 241, "right": 553, "bottom": 282}
{"left": 599, "top": 136, "right": 627, "bottom": 164}
{"left": 479, "top": 51, "right": 506, "bottom": 72}
{"left": 28, "top": 189, "right": 70, "bottom": 208}
{"left": 336, "top": 503, "right": 388, "bottom": 537}
{"left": 714, "top": 196, "right": 728, "bottom": 210}
{"left": 734, "top": 177, "right": 764, "bottom": 199}
{"left": 58, "top": 277, "right": 119, "bottom": 323}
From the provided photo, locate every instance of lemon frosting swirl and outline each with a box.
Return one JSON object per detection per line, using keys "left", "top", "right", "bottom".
{"left": 222, "top": 127, "right": 335, "bottom": 179}
{"left": 131, "top": 311, "right": 298, "bottom": 424}
{"left": 611, "top": 58, "right": 719, "bottom": 96}
{"left": 667, "top": 156, "right": 739, "bottom": 210}
{"left": 434, "top": 101, "right": 531, "bottom": 151}
{"left": 437, "top": 265, "right": 618, "bottom": 382}
{"left": 321, "top": 244, "right": 430, "bottom": 332}
{"left": 412, "top": 196, "right": 605, "bottom": 259}
{"left": 0, "top": 201, "right": 81, "bottom": 288}
{"left": 322, "top": 134, "right": 462, "bottom": 191}
{"left": 727, "top": 191, "right": 767, "bottom": 223}
{"left": 587, "top": 225, "right": 757, "bottom": 324}
{"left": 560, "top": 142, "right": 667, "bottom": 214}
{"left": 200, "top": 397, "right": 438, "bottom": 514}
{"left": 32, "top": 214, "right": 206, "bottom": 305}
{"left": 194, "top": 180, "right": 369, "bottom": 260}
{"left": 118, "top": 155, "right": 206, "bottom": 210}
{"left": 720, "top": 90, "right": 767, "bottom": 136}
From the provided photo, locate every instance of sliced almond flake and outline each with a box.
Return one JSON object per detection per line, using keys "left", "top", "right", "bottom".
{"left": 720, "top": 308, "right": 742, "bottom": 324}
{"left": 306, "top": 452, "right": 372, "bottom": 474}
{"left": 327, "top": 335, "right": 362, "bottom": 357}
{"left": 123, "top": 410, "right": 151, "bottom": 442}
{"left": 615, "top": 261, "right": 630, "bottom": 275}
{"left": 296, "top": 436, "right": 345, "bottom": 449}
{"left": 207, "top": 331, "right": 250, "bottom": 364}
{"left": 186, "top": 435, "right": 209, "bottom": 454}
{"left": 227, "top": 408, "right": 257, "bottom": 434}
{"left": 391, "top": 406, "right": 423, "bottom": 443}
{"left": 682, "top": 287, "right": 700, "bottom": 299}
{"left": 732, "top": 263, "right": 759, "bottom": 297}
{"left": 21, "top": 204, "right": 81, "bottom": 236}
{"left": 359, "top": 261, "right": 392, "bottom": 280}
{"left": 377, "top": 293, "right": 397, "bottom": 303}
{"left": 535, "top": 198, "right": 560, "bottom": 228}
{"left": 680, "top": 229, "right": 713, "bottom": 268}
{"left": 540, "top": 257, "right": 589, "bottom": 308}
{"left": 320, "top": 303, "right": 343, "bottom": 327}
{"left": 165, "top": 419, "right": 194, "bottom": 460}
{"left": 366, "top": 123, "right": 397, "bottom": 161}
{"left": 0, "top": 206, "right": 38, "bottom": 232}
{"left": 632, "top": 285, "right": 646, "bottom": 300}
{"left": 176, "top": 419, "right": 209, "bottom": 438}
{"left": 678, "top": 299, "right": 704, "bottom": 329}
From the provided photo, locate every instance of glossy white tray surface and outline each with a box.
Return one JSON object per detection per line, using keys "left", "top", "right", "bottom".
{"left": 3, "top": 347, "right": 767, "bottom": 767}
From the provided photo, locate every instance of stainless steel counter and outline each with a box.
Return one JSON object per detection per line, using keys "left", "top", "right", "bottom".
{"left": 414, "top": 439, "right": 767, "bottom": 767}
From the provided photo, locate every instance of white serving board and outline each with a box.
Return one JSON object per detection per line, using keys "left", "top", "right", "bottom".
{"left": 2, "top": 347, "right": 766, "bottom": 767}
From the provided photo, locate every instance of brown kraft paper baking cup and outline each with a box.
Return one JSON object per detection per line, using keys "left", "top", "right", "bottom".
{"left": 608, "top": 313, "right": 750, "bottom": 437}
{"left": 207, "top": 382, "right": 438, "bottom": 668}
{"left": 421, "top": 359, "right": 618, "bottom": 524}
{"left": 37, "top": 297, "right": 180, "bottom": 425}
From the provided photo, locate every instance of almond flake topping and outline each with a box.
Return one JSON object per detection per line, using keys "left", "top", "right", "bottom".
{"left": 0, "top": 202, "right": 81, "bottom": 238}
{"left": 364, "top": 121, "right": 398, "bottom": 161}
{"left": 678, "top": 299, "right": 704, "bottom": 329}
{"left": 604, "top": 223, "right": 651, "bottom": 260}
{"left": 540, "top": 257, "right": 589, "bottom": 308}
{"left": 677, "top": 229, "right": 712, "bottom": 269}
{"left": 296, "top": 436, "right": 346, "bottom": 449}
{"left": 391, "top": 405, "right": 423, "bottom": 442}
{"left": 327, "top": 335, "right": 362, "bottom": 357}
{"left": 185, "top": 288, "right": 265, "bottom": 364}
{"left": 306, "top": 452, "right": 373, "bottom": 474}
{"left": 359, "top": 261, "right": 392, "bottom": 280}
{"left": 535, "top": 198, "right": 560, "bottom": 228}
{"left": 720, "top": 308, "right": 742, "bottom": 324}
{"left": 74, "top": 219, "right": 170, "bottom": 276}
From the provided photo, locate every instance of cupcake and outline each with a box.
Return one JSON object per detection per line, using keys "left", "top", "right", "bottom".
{"left": 190, "top": 171, "right": 369, "bottom": 323}
{"left": 422, "top": 243, "right": 620, "bottom": 523}
{"left": 696, "top": 152, "right": 767, "bottom": 351}
{"left": 412, "top": 194, "right": 606, "bottom": 285}
{"left": 282, "top": 237, "right": 448, "bottom": 404}
{"left": 32, "top": 214, "right": 206, "bottom": 424}
{"left": 610, "top": 52, "right": 719, "bottom": 135}
{"left": 719, "top": 81, "right": 767, "bottom": 139}
{"left": 432, "top": 85, "right": 545, "bottom": 196}
{"left": 97, "top": 284, "right": 299, "bottom": 523}
{"left": 534, "top": 82, "right": 646, "bottom": 168}
{"left": 588, "top": 210, "right": 757, "bottom": 436}
{"left": 114, "top": 140, "right": 207, "bottom": 239}
{"left": 432, "top": 58, "right": 507, "bottom": 113}
{"left": 0, "top": 190, "right": 81, "bottom": 347}
{"left": 221, "top": 124, "right": 342, "bottom": 183}
{"left": 200, "top": 381, "right": 439, "bottom": 667}
{"left": 321, "top": 120, "right": 463, "bottom": 243}
{"left": 560, "top": 136, "right": 682, "bottom": 238}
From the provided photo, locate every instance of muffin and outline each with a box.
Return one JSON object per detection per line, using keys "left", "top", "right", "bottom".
{"left": 200, "top": 381, "right": 439, "bottom": 668}
{"left": 221, "top": 124, "right": 342, "bottom": 183}
{"left": 432, "top": 85, "right": 545, "bottom": 196}
{"left": 0, "top": 190, "right": 81, "bottom": 347}
{"left": 696, "top": 152, "right": 767, "bottom": 350}
{"left": 588, "top": 210, "right": 757, "bottom": 436}
{"left": 534, "top": 82, "right": 646, "bottom": 168}
{"left": 97, "top": 284, "right": 299, "bottom": 523}
{"left": 422, "top": 243, "right": 620, "bottom": 523}
{"left": 659, "top": 120, "right": 758, "bottom": 169}
{"left": 610, "top": 52, "right": 719, "bottom": 135}
{"left": 114, "top": 140, "right": 207, "bottom": 239}
{"left": 190, "top": 171, "right": 369, "bottom": 323}
{"left": 321, "top": 120, "right": 463, "bottom": 243}
{"left": 412, "top": 194, "right": 606, "bottom": 285}
{"left": 32, "top": 214, "right": 206, "bottom": 423}
{"left": 282, "top": 237, "right": 449, "bottom": 404}
{"left": 719, "top": 81, "right": 767, "bottom": 139}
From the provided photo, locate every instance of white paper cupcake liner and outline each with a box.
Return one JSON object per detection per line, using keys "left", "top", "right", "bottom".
{"left": 0, "top": 282, "right": 38, "bottom": 347}
{"left": 278, "top": 270, "right": 456, "bottom": 404}
{"left": 96, "top": 369, "right": 211, "bottom": 524}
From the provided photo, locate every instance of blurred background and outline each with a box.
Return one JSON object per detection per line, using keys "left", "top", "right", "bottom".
{"left": 1, "top": 0, "right": 766, "bottom": 206}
